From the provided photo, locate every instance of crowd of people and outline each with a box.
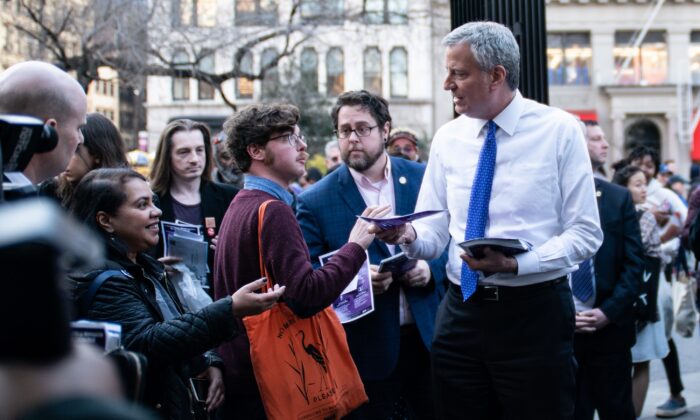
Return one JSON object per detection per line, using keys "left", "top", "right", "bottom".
{"left": 1, "top": 20, "right": 698, "bottom": 420}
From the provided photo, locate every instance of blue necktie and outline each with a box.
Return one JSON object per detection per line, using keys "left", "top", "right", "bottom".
{"left": 460, "top": 120, "right": 497, "bottom": 301}
{"left": 571, "top": 258, "right": 594, "bottom": 302}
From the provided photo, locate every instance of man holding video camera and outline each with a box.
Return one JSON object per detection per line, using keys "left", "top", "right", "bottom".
{"left": 0, "top": 61, "right": 87, "bottom": 189}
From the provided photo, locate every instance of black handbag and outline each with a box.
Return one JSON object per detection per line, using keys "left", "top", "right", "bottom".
{"left": 107, "top": 347, "right": 148, "bottom": 402}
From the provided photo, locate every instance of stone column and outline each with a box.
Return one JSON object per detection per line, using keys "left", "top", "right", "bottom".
{"left": 591, "top": 30, "right": 615, "bottom": 86}
{"left": 666, "top": 112, "right": 692, "bottom": 179}
{"left": 610, "top": 112, "right": 626, "bottom": 164}
{"left": 667, "top": 29, "right": 691, "bottom": 84}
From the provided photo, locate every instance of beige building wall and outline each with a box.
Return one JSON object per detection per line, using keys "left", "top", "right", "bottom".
{"left": 547, "top": 0, "right": 700, "bottom": 178}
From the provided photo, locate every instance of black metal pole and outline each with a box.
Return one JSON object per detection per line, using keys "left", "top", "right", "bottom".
{"left": 449, "top": 0, "right": 549, "bottom": 105}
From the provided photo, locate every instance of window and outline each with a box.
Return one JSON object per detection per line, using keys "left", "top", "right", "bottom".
{"left": 364, "top": 0, "right": 407, "bottom": 25}
{"left": 326, "top": 47, "right": 344, "bottom": 97}
{"left": 390, "top": 47, "right": 408, "bottom": 98}
{"left": 172, "top": 50, "right": 190, "bottom": 101}
{"left": 300, "top": 0, "right": 343, "bottom": 23}
{"left": 235, "top": 0, "right": 277, "bottom": 26}
{"left": 301, "top": 47, "right": 319, "bottom": 92}
{"left": 363, "top": 47, "right": 382, "bottom": 95}
{"left": 236, "top": 50, "right": 254, "bottom": 99}
{"left": 198, "top": 52, "right": 215, "bottom": 100}
{"left": 197, "top": 0, "right": 217, "bottom": 27}
{"left": 546, "top": 33, "right": 591, "bottom": 86}
{"left": 261, "top": 48, "right": 279, "bottom": 99}
{"left": 172, "top": 0, "right": 216, "bottom": 27}
{"left": 690, "top": 31, "right": 700, "bottom": 85}
{"left": 172, "top": 0, "right": 193, "bottom": 26}
{"left": 614, "top": 30, "right": 668, "bottom": 85}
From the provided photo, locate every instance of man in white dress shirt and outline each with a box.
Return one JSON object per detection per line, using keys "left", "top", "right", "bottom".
{"left": 373, "top": 21, "right": 603, "bottom": 419}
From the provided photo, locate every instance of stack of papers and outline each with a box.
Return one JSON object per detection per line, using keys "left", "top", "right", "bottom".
{"left": 161, "top": 221, "right": 209, "bottom": 284}
{"left": 458, "top": 237, "right": 533, "bottom": 259}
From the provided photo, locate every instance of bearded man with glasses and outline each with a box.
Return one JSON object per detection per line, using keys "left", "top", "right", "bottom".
{"left": 296, "top": 90, "right": 448, "bottom": 419}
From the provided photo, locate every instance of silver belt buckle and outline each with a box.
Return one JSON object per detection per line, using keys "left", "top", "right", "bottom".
{"left": 483, "top": 285, "right": 499, "bottom": 301}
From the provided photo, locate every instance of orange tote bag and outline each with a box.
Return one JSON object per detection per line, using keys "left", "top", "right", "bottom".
{"left": 242, "top": 200, "right": 368, "bottom": 420}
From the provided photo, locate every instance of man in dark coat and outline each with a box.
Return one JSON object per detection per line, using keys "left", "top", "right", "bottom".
{"left": 572, "top": 120, "right": 645, "bottom": 419}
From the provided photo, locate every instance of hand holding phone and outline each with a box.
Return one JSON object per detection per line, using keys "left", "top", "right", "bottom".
{"left": 189, "top": 377, "right": 209, "bottom": 403}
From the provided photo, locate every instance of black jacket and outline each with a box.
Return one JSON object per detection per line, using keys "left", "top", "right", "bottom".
{"left": 591, "top": 179, "right": 645, "bottom": 348}
{"left": 70, "top": 240, "right": 240, "bottom": 419}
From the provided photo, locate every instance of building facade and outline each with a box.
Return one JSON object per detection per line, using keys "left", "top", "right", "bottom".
{"left": 145, "top": 0, "right": 454, "bottom": 153}
{"left": 0, "top": 0, "right": 143, "bottom": 149}
{"left": 546, "top": 0, "right": 700, "bottom": 178}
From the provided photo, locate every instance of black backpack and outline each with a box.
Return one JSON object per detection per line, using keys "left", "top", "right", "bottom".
{"left": 76, "top": 270, "right": 130, "bottom": 317}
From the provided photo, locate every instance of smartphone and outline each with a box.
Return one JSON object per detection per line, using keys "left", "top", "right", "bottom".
{"left": 189, "top": 377, "right": 209, "bottom": 403}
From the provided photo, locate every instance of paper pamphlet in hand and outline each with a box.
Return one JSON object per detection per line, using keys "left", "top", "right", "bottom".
{"left": 161, "top": 221, "right": 201, "bottom": 256}
{"left": 358, "top": 209, "right": 446, "bottom": 230}
{"left": 378, "top": 252, "right": 417, "bottom": 275}
{"left": 168, "top": 235, "right": 209, "bottom": 277}
{"left": 458, "top": 237, "right": 533, "bottom": 259}
{"left": 319, "top": 249, "right": 374, "bottom": 324}
{"left": 161, "top": 221, "right": 209, "bottom": 280}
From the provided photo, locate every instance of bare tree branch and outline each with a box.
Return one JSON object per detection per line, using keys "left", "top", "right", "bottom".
{"left": 5, "top": 0, "right": 436, "bottom": 109}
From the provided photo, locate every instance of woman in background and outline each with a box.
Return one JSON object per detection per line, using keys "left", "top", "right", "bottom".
{"left": 40, "top": 112, "right": 128, "bottom": 206}
{"left": 612, "top": 164, "right": 670, "bottom": 418}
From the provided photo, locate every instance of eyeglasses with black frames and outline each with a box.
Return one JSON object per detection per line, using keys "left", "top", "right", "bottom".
{"left": 334, "top": 126, "right": 378, "bottom": 140}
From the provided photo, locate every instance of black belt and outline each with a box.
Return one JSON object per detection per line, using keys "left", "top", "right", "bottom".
{"left": 449, "top": 276, "right": 566, "bottom": 302}
{"left": 400, "top": 323, "right": 418, "bottom": 336}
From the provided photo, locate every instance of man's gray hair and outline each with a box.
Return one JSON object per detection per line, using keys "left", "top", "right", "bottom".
{"left": 324, "top": 140, "right": 339, "bottom": 157}
{"left": 442, "top": 21, "right": 520, "bottom": 91}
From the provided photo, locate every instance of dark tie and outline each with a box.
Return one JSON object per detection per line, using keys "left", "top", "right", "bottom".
{"left": 571, "top": 258, "right": 594, "bottom": 302}
{"left": 460, "top": 121, "right": 497, "bottom": 301}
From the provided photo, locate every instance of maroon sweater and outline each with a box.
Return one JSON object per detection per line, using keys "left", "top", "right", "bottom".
{"left": 213, "top": 189, "right": 366, "bottom": 397}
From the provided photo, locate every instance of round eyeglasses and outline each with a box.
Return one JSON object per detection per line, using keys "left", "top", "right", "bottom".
{"left": 269, "top": 132, "right": 306, "bottom": 148}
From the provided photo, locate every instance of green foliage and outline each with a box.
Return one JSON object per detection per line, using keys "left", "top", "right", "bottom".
{"left": 306, "top": 153, "right": 328, "bottom": 175}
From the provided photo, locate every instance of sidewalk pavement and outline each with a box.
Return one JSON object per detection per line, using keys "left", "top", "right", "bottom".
{"left": 641, "top": 370, "right": 700, "bottom": 419}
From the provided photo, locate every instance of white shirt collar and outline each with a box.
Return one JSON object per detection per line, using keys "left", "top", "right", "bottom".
{"left": 473, "top": 90, "right": 523, "bottom": 137}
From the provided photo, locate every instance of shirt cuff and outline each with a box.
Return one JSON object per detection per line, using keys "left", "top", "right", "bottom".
{"left": 514, "top": 251, "right": 540, "bottom": 276}
{"left": 400, "top": 238, "right": 421, "bottom": 257}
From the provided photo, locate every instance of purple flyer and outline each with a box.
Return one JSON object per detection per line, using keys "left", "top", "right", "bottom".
{"left": 319, "top": 249, "right": 374, "bottom": 324}
{"left": 358, "top": 209, "right": 446, "bottom": 230}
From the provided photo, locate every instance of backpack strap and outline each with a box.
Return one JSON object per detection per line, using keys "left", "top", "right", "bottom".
{"left": 78, "top": 270, "right": 130, "bottom": 317}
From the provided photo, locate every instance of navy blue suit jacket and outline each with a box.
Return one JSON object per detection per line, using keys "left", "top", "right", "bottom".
{"left": 296, "top": 157, "right": 448, "bottom": 381}
{"left": 588, "top": 179, "right": 644, "bottom": 349}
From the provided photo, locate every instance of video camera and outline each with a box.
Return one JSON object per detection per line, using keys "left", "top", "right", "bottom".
{"left": 0, "top": 115, "right": 102, "bottom": 364}
{"left": 0, "top": 114, "right": 58, "bottom": 201}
